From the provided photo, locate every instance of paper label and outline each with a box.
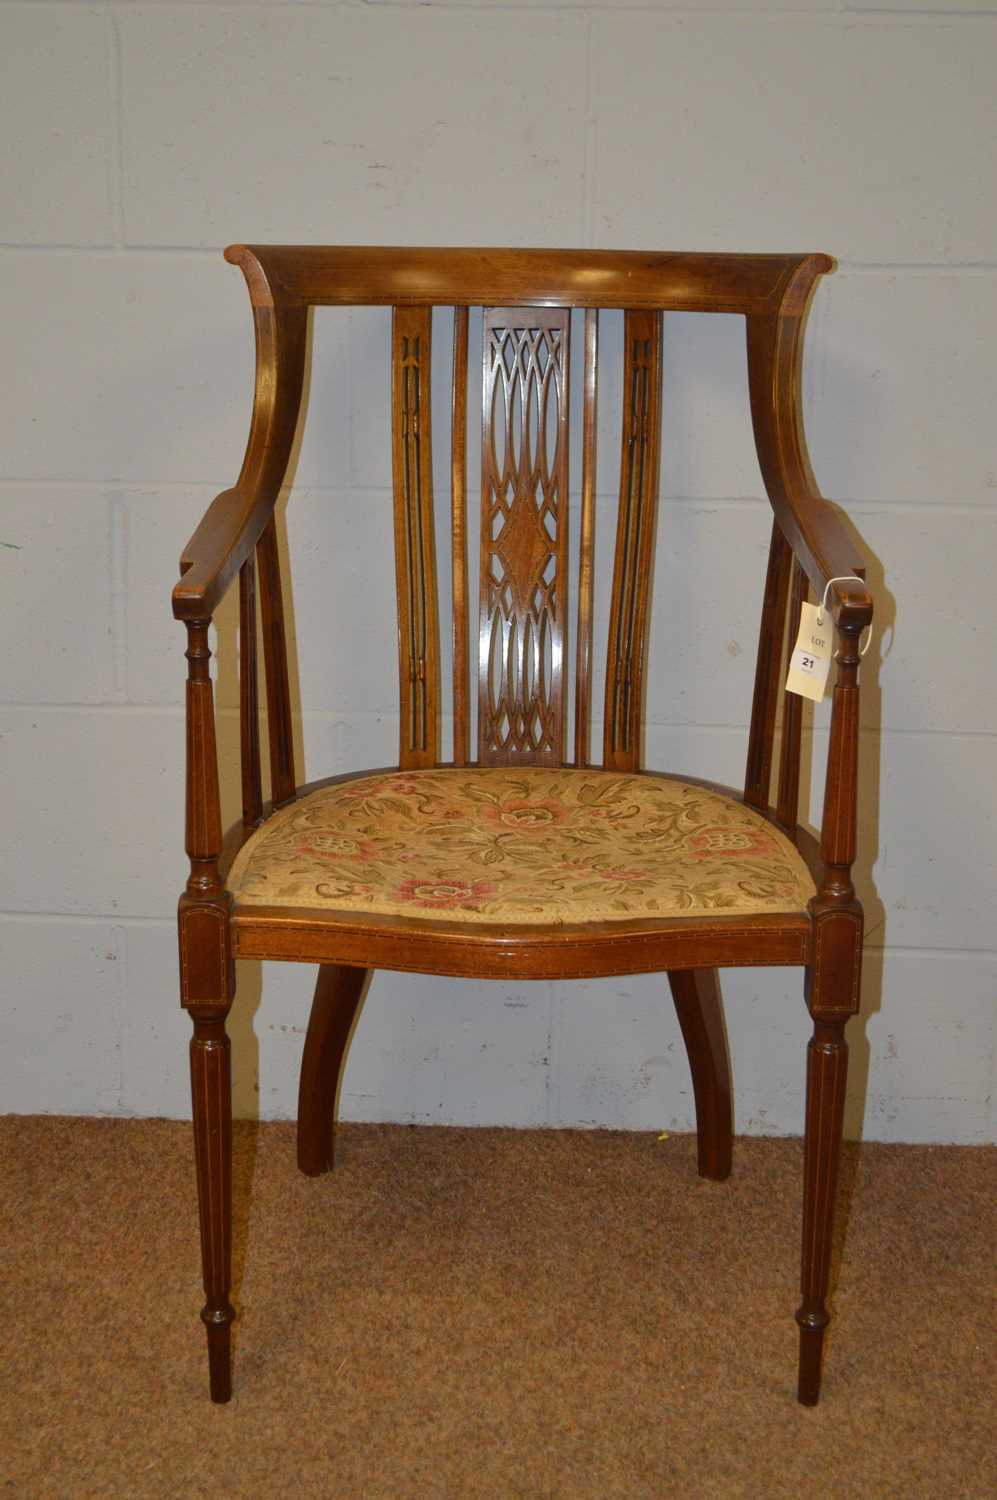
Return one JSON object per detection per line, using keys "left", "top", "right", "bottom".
{"left": 785, "top": 601, "right": 832, "bottom": 702}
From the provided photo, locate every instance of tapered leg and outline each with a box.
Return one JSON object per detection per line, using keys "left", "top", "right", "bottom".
{"left": 668, "top": 968, "right": 733, "bottom": 1181}
{"left": 189, "top": 1004, "right": 235, "bottom": 1404}
{"left": 297, "top": 964, "right": 369, "bottom": 1176}
{"left": 796, "top": 1016, "right": 849, "bottom": 1405}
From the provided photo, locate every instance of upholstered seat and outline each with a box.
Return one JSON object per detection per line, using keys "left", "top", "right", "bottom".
{"left": 228, "top": 769, "right": 815, "bottom": 924}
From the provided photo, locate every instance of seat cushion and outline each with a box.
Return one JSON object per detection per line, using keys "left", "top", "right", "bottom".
{"left": 227, "top": 768, "right": 814, "bottom": 926}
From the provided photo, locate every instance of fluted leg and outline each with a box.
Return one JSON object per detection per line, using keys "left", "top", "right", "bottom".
{"left": 668, "top": 968, "right": 733, "bottom": 1181}
{"left": 297, "top": 964, "right": 369, "bottom": 1176}
{"left": 189, "top": 1004, "right": 235, "bottom": 1404}
{"left": 796, "top": 1016, "right": 850, "bottom": 1405}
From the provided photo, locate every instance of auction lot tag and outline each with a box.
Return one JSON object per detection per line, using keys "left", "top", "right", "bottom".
{"left": 786, "top": 602, "right": 832, "bottom": 702}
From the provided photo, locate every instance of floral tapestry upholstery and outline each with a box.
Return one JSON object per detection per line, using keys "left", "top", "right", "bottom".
{"left": 227, "top": 769, "right": 815, "bottom": 925}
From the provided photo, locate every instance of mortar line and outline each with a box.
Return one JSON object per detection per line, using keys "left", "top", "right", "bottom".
{"left": 105, "top": 4, "right": 125, "bottom": 249}
{"left": 108, "top": 493, "right": 129, "bottom": 701}
{"left": 1, "top": 244, "right": 997, "bottom": 273}
{"left": 581, "top": 11, "right": 595, "bottom": 249}
{"left": 3, "top": 479, "right": 997, "bottom": 521}
{"left": 3, "top": 702, "right": 997, "bottom": 741}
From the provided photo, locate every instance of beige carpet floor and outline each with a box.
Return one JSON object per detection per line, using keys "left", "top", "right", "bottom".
{"left": 1, "top": 1117, "right": 993, "bottom": 1499}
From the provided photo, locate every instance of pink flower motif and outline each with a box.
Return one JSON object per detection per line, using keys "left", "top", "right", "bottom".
{"left": 385, "top": 778, "right": 423, "bottom": 795}
{"left": 481, "top": 798, "right": 568, "bottom": 833}
{"left": 394, "top": 877, "right": 497, "bottom": 911}
{"left": 415, "top": 804, "right": 466, "bottom": 820}
{"left": 687, "top": 827, "right": 775, "bottom": 859}
{"left": 296, "top": 834, "right": 378, "bottom": 863}
{"left": 597, "top": 866, "right": 648, "bottom": 883}
{"left": 560, "top": 858, "right": 593, "bottom": 879}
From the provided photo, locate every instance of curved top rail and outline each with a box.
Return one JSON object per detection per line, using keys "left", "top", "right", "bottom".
{"left": 224, "top": 244, "right": 833, "bottom": 316}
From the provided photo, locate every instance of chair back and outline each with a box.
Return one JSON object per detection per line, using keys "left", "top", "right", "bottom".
{"left": 221, "top": 246, "right": 835, "bottom": 826}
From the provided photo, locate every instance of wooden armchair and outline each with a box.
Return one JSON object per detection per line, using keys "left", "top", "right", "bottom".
{"left": 172, "top": 247, "right": 873, "bottom": 1406}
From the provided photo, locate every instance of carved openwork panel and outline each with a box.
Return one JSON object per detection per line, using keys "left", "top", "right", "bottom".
{"left": 391, "top": 307, "right": 439, "bottom": 768}
{"left": 478, "top": 308, "right": 570, "bottom": 764}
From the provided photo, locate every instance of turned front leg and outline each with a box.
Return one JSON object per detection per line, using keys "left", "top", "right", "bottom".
{"left": 179, "top": 618, "right": 236, "bottom": 1401}
{"left": 796, "top": 1015, "right": 849, "bottom": 1405}
{"left": 796, "top": 609, "right": 865, "bottom": 1404}
{"left": 189, "top": 1004, "right": 235, "bottom": 1402}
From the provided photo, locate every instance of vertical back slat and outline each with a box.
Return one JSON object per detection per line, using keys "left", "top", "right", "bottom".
{"left": 777, "top": 556, "right": 807, "bottom": 829}
{"left": 744, "top": 519, "right": 792, "bottom": 809}
{"left": 391, "top": 306, "right": 440, "bottom": 768}
{"left": 255, "top": 517, "right": 296, "bottom": 807}
{"left": 478, "top": 306, "right": 570, "bottom": 764}
{"left": 604, "top": 309, "right": 663, "bottom": 771}
{"left": 238, "top": 556, "right": 263, "bottom": 828}
{"left": 574, "top": 308, "right": 598, "bottom": 767}
{"left": 451, "top": 307, "right": 470, "bottom": 765}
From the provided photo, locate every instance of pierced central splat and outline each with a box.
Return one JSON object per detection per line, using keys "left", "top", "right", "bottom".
{"left": 479, "top": 309, "right": 570, "bottom": 763}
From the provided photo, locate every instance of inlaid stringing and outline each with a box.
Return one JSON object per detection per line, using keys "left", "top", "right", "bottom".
{"left": 390, "top": 307, "right": 439, "bottom": 767}
{"left": 604, "top": 310, "right": 663, "bottom": 769}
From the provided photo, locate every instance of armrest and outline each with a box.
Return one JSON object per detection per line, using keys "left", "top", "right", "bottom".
{"left": 173, "top": 486, "right": 267, "bottom": 620}
{"left": 747, "top": 308, "right": 873, "bottom": 635}
{"left": 778, "top": 487, "right": 873, "bottom": 633}
{"left": 173, "top": 273, "right": 310, "bottom": 622}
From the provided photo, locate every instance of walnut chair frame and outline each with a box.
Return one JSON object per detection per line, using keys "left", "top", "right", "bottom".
{"left": 172, "top": 246, "right": 872, "bottom": 1406}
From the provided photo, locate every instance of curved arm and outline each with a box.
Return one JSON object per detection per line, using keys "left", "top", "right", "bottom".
{"left": 746, "top": 308, "right": 873, "bottom": 635}
{"left": 172, "top": 257, "right": 308, "bottom": 622}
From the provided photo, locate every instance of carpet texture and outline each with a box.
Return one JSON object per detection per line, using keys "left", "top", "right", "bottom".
{"left": 1, "top": 1117, "right": 993, "bottom": 1499}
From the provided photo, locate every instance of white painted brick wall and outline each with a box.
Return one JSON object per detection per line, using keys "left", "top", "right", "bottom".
{"left": 1, "top": 0, "right": 994, "bottom": 1144}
